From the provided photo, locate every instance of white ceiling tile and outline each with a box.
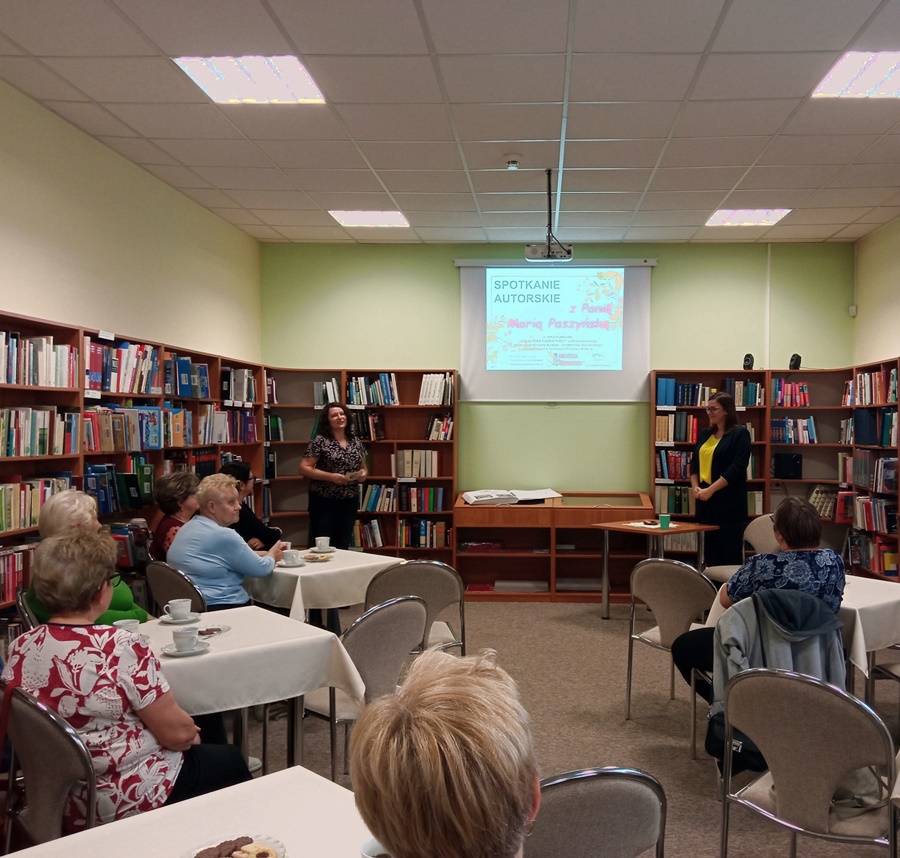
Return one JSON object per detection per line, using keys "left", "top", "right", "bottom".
{"left": 269, "top": 0, "right": 427, "bottom": 54}
{"left": 562, "top": 169, "right": 652, "bottom": 192}
{"left": 177, "top": 188, "right": 242, "bottom": 208}
{"left": 483, "top": 227, "right": 546, "bottom": 241}
{"left": 624, "top": 226, "right": 700, "bottom": 240}
{"left": 282, "top": 169, "right": 383, "bottom": 193}
{"left": 713, "top": 0, "right": 880, "bottom": 51}
{"left": 560, "top": 192, "right": 643, "bottom": 211}
{"left": 237, "top": 224, "right": 285, "bottom": 240}
{"left": 380, "top": 171, "right": 470, "bottom": 193}
{"left": 191, "top": 166, "right": 297, "bottom": 191}
{"left": 254, "top": 140, "right": 368, "bottom": 170}
{"left": 476, "top": 194, "right": 548, "bottom": 212}
{"left": 392, "top": 193, "right": 476, "bottom": 211}
{"left": 103, "top": 103, "right": 244, "bottom": 138}
{"left": 422, "top": 0, "right": 569, "bottom": 53}
{"left": 481, "top": 212, "right": 547, "bottom": 227}
{"left": 737, "top": 164, "right": 842, "bottom": 190}
{"left": 574, "top": 0, "right": 725, "bottom": 52}
{"left": 153, "top": 138, "right": 274, "bottom": 168}
{"left": 452, "top": 103, "right": 562, "bottom": 142}
{"left": 112, "top": 0, "right": 292, "bottom": 56}
{"left": 555, "top": 227, "right": 629, "bottom": 241}
{"left": 567, "top": 102, "right": 681, "bottom": 140}
{"left": 225, "top": 189, "right": 317, "bottom": 209}
{"left": 404, "top": 211, "right": 482, "bottom": 227}
{"left": 2, "top": 0, "right": 153, "bottom": 56}
{"left": 0, "top": 57, "right": 89, "bottom": 100}
{"left": 305, "top": 191, "right": 398, "bottom": 209}
{"left": 0, "top": 33, "right": 24, "bottom": 54}
{"left": 414, "top": 228, "right": 488, "bottom": 241}
{"left": 358, "top": 141, "right": 462, "bottom": 170}
{"left": 855, "top": 136, "right": 900, "bottom": 164}
{"left": 470, "top": 170, "right": 554, "bottom": 194}
{"left": 218, "top": 104, "right": 349, "bottom": 141}
{"left": 759, "top": 134, "right": 881, "bottom": 165}
{"left": 858, "top": 206, "right": 900, "bottom": 223}
{"left": 649, "top": 167, "right": 746, "bottom": 192}
{"left": 273, "top": 226, "right": 354, "bottom": 241}
{"left": 350, "top": 229, "right": 420, "bottom": 243}
{"left": 803, "top": 187, "right": 897, "bottom": 208}
{"left": 305, "top": 57, "right": 441, "bottom": 104}
{"left": 42, "top": 57, "right": 202, "bottom": 102}
{"left": 695, "top": 225, "right": 769, "bottom": 239}
{"left": 250, "top": 210, "right": 336, "bottom": 227}
{"left": 208, "top": 207, "right": 264, "bottom": 226}
{"left": 723, "top": 189, "right": 811, "bottom": 208}
{"left": 462, "top": 141, "right": 560, "bottom": 171}
{"left": 558, "top": 212, "right": 635, "bottom": 227}
{"left": 831, "top": 223, "right": 878, "bottom": 239}
{"left": 661, "top": 136, "right": 770, "bottom": 167}
{"left": 45, "top": 101, "right": 139, "bottom": 136}
{"left": 335, "top": 104, "right": 453, "bottom": 142}
{"left": 827, "top": 164, "right": 900, "bottom": 188}
{"left": 853, "top": 2, "right": 900, "bottom": 51}
{"left": 641, "top": 190, "right": 730, "bottom": 210}
{"left": 784, "top": 100, "right": 900, "bottom": 136}
{"left": 763, "top": 224, "right": 844, "bottom": 240}
{"left": 439, "top": 55, "right": 566, "bottom": 103}
{"left": 691, "top": 53, "right": 839, "bottom": 100}
{"left": 570, "top": 54, "right": 701, "bottom": 102}
{"left": 675, "top": 99, "right": 800, "bottom": 137}
{"left": 565, "top": 139, "right": 665, "bottom": 169}
{"left": 780, "top": 207, "right": 872, "bottom": 225}
{"left": 142, "top": 163, "right": 211, "bottom": 188}
{"left": 98, "top": 136, "right": 179, "bottom": 165}
{"left": 632, "top": 210, "right": 711, "bottom": 226}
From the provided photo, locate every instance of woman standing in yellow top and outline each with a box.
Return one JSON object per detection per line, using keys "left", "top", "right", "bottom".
{"left": 690, "top": 391, "right": 751, "bottom": 566}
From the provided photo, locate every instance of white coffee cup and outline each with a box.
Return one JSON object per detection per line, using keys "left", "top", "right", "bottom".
{"left": 281, "top": 541, "right": 291, "bottom": 550}
{"left": 282, "top": 549, "right": 301, "bottom": 566}
{"left": 172, "top": 628, "right": 199, "bottom": 652}
{"left": 315, "top": 536, "right": 331, "bottom": 551}
{"left": 113, "top": 619, "right": 140, "bottom": 633}
{"left": 165, "top": 599, "right": 192, "bottom": 620}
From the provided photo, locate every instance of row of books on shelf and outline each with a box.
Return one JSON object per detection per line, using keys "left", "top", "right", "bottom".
{"left": 655, "top": 377, "right": 765, "bottom": 408}
{"left": 264, "top": 412, "right": 284, "bottom": 442}
{"left": 418, "top": 373, "right": 454, "bottom": 406}
{"left": 162, "top": 447, "right": 222, "bottom": 478}
{"left": 848, "top": 533, "right": 898, "bottom": 576}
{"left": 393, "top": 449, "right": 440, "bottom": 478}
{"left": 771, "top": 380, "right": 810, "bottom": 407}
{"left": 344, "top": 374, "right": 400, "bottom": 407}
{"left": 807, "top": 484, "right": 838, "bottom": 519}
{"left": 1, "top": 406, "right": 79, "bottom": 457}
{"left": 85, "top": 339, "right": 163, "bottom": 396}
{"left": 425, "top": 414, "right": 454, "bottom": 441}
{"left": 721, "top": 378, "right": 765, "bottom": 407}
{"left": 360, "top": 483, "right": 397, "bottom": 513}
{"left": 851, "top": 407, "right": 898, "bottom": 447}
{"left": 352, "top": 518, "right": 385, "bottom": 549}
{"left": 847, "top": 450, "right": 898, "bottom": 492}
{"left": 398, "top": 484, "right": 445, "bottom": 513}
{"left": 84, "top": 405, "right": 164, "bottom": 453}
{"left": 654, "top": 412, "right": 699, "bottom": 444}
{"left": 221, "top": 367, "right": 256, "bottom": 403}
{"left": 83, "top": 463, "right": 155, "bottom": 515}
{"left": 348, "top": 410, "right": 385, "bottom": 442}
{"left": 770, "top": 416, "right": 817, "bottom": 444}
{"left": 655, "top": 449, "right": 691, "bottom": 480}
{"left": 0, "top": 475, "right": 72, "bottom": 533}
{"left": 0, "top": 544, "right": 34, "bottom": 604}
{"left": 398, "top": 518, "right": 449, "bottom": 549}
{"left": 2, "top": 333, "right": 78, "bottom": 389}
{"left": 853, "top": 494, "right": 898, "bottom": 534}
{"left": 655, "top": 485, "right": 695, "bottom": 515}
{"left": 846, "top": 368, "right": 898, "bottom": 407}
{"left": 198, "top": 406, "right": 257, "bottom": 445}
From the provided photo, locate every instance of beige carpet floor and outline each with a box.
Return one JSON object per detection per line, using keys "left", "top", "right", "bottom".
{"left": 249, "top": 600, "right": 900, "bottom": 858}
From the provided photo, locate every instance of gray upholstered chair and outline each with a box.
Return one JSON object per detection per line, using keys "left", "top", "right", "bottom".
{"left": 626, "top": 558, "right": 717, "bottom": 720}
{"left": 526, "top": 766, "right": 666, "bottom": 858}
{"left": 145, "top": 560, "right": 206, "bottom": 614}
{"left": 721, "top": 668, "right": 897, "bottom": 857}
{"left": 15, "top": 589, "right": 38, "bottom": 630}
{"left": 303, "top": 595, "right": 427, "bottom": 781}
{"left": 704, "top": 514, "right": 780, "bottom": 583}
{"left": 364, "top": 559, "right": 465, "bottom": 654}
{"left": 3, "top": 683, "right": 97, "bottom": 850}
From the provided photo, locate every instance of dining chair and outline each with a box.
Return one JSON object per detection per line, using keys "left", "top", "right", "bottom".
{"left": 145, "top": 560, "right": 207, "bottom": 614}
{"left": 3, "top": 683, "right": 97, "bottom": 851}
{"left": 364, "top": 559, "right": 466, "bottom": 654}
{"left": 525, "top": 766, "right": 666, "bottom": 858}
{"left": 721, "top": 668, "right": 897, "bottom": 858}
{"left": 14, "top": 589, "right": 38, "bottom": 630}
{"left": 703, "top": 514, "right": 780, "bottom": 583}
{"left": 626, "top": 558, "right": 717, "bottom": 720}
{"left": 303, "top": 595, "right": 427, "bottom": 781}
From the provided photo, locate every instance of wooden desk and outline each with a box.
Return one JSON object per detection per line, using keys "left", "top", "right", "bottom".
{"left": 591, "top": 519, "right": 719, "bottom": 618}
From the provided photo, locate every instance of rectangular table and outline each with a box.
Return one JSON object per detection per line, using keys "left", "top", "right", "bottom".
{"left": 244, "top": 548, "right": 403, "bottom": 619}
{"left": 140, "top": 606, "right": 365, "bottom": 764}
{"left": 591, "top": 519, "right": 719, "bottom": 619}
{"left": 13, "top": 766, "right": 374, "bottom": 858}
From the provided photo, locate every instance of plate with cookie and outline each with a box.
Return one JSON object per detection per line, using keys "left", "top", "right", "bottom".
{"left": 303, "top": 553, "right": 333, "bottom": 563}
{"left": 184, "top": 835, "right": 285, "bottom": 858}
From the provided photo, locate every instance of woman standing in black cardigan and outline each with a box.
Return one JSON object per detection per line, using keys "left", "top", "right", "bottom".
{"left": 690, "top": 391, "right": 751, "bottom": 567}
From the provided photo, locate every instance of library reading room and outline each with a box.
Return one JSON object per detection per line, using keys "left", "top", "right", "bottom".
{"left": 5, "top": 2, "right": 900, "bottom": 857}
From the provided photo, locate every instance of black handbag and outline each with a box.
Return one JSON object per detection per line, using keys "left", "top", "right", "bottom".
{"left": 704, "top": 709, "right": 767, "bottom": 774}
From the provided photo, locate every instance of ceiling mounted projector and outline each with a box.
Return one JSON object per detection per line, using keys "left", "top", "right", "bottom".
{"left": 526, "top": 168, "right": 573, "bottom": 262}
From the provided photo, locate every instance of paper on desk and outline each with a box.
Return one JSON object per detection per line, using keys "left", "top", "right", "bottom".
{"left": 626, "top": 521, "right": 681, "bottom": 529}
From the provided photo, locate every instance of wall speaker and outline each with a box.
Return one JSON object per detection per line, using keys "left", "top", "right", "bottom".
{"left": 789, "top": 353, "right": 802, "bottom": 370}
{"left": 743, "top": 353, "right": 754, "bottom": 370}
{"left": 772, "top": 453, "right": 802, "bottom": 480}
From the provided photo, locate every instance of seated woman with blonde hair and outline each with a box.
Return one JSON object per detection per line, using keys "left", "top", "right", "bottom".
{"left": 350, "top": 649, "right": 540, "bottom": 858}
{"left": 26, "top": 489, "right": 148, "bottom": 625}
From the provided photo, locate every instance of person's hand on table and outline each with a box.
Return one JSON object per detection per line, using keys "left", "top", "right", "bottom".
{"left": 267, "top": 543, "right": 285, "bottom": 563}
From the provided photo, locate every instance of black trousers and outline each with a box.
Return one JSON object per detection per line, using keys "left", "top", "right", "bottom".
{"left": 307, "top": 492, "right": 358, "bottom": 635}
{"left": 671, "top": 626, "right": 715, "bottom": 704}
{"left": 164, "top": 743, "right": 252, "bottom": 805}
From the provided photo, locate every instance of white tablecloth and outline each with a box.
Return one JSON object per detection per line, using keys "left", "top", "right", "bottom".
{"left": 13, "top": 766, "right": 373, "bottom": 858}
{"left": 245, "top": 549, "right": 403, "bottom": 619}
{"left": 139, "top": 606, "right": 365, "bottom": 715}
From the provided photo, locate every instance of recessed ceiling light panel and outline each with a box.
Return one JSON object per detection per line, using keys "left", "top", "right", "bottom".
{"left": 329, "top": 211, "right": 409, "bottom": 228}
{"left": 173, "top": 55, "right": 325, "bottom": 104}
{"left": 706, "top": 209, "right": 791, "bottom": 227}
{"left": 813, "top": 51, "right": 900, "bottom": 98}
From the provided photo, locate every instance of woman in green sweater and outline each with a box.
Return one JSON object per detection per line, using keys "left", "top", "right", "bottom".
{"left": 26, "top": 489, "right": 149, "bottom": 625}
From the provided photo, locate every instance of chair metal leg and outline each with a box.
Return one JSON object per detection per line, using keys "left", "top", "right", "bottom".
{"left": 288, "top": 696, "right": 304, "bottom": 767}
{"left": 343, "top": 723, "right": 350, "bottom": 775}
{"left": 690, "top": 671, "right": 698, "bottom": 759}
{"left": 669, "top": 658, "right": 675, "bottom": 700}
{"left": 261, "top": 704, "right": 270, "bottom": 775}
{"left": 625, "top": 634, "right": 635, "bottom": 720}
{"left": 328, "top": 687, "right": 337, "bottom": 782}
{"left": 789, "top": 831, "right": 797, "bottom": 858}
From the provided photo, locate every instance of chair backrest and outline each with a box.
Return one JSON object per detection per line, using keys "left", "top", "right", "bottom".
{"left": 630, "top": 558, "right": 717, "bottom": 648}
{"left": 3, "top": 683, "right": 97, "bottom": 844}
{"left": 526, "top": 767, "right": 666, "bottom": 858}
{"left": 341, "top": 596, "right": 427, "bottom": 704}
{"left": 724, "top": 668, "right": 894, "bottom": 834}
{"left": 15, "top": 589, "right": 37, "bottom": 631}
{"left": 364, "top": 560, "right": 465, "bottom": 654}
{"left": 145, "top": 561, "right": 206, "bottom": 614}
{"left": 743, "top": 515, "right": 780, "bottom": 556}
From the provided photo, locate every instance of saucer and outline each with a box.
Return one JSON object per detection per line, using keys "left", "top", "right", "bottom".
{"left": 161, "top": 641, "right": 210, "bottom": 658}
{"left": 159, "top": 613, "right": 201, "bottom": 625}
{"left": 277, "top": 559, "right": 306, "bottom": 568}
{"left": 311, "top": 546, "right": 336, "bottom": 554}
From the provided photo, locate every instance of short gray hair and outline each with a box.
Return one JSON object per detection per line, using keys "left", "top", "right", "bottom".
{"left": 39, "top": 490, "right": 98, "bottom": 537}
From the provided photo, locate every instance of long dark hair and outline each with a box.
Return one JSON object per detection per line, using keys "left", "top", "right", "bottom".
{"left": 709, "top": 391, "right": 737, "bottom": 432}
{"left": 318, "top": 402, "right": 356, "bottom": 441}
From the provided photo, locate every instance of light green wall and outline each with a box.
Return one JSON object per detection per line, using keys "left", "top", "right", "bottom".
{"left": 0, "top": 80, "right": 262, "bottom": 362}
{"left": 855, "top": 217, "right": 900, "bottom": 364}
{"left": 261, "top": 241, "right": 855, "bottom": 491}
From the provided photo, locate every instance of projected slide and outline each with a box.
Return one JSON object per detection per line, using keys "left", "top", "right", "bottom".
{"left": 486, "top": 267, "right": 624, "bottom": 371}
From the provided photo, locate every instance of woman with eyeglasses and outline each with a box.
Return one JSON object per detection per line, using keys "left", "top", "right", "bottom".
{"left": 690, "top": 391, "right": 752, "bottom": 567}
{"left": 25, "top": 489, "right": 149, "bottom": 626}
{"left": 219, "top": 461, "right": 283, "bottom": 550}
{"left": 2, "top": 531, "right": 251, "bottom": 830}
